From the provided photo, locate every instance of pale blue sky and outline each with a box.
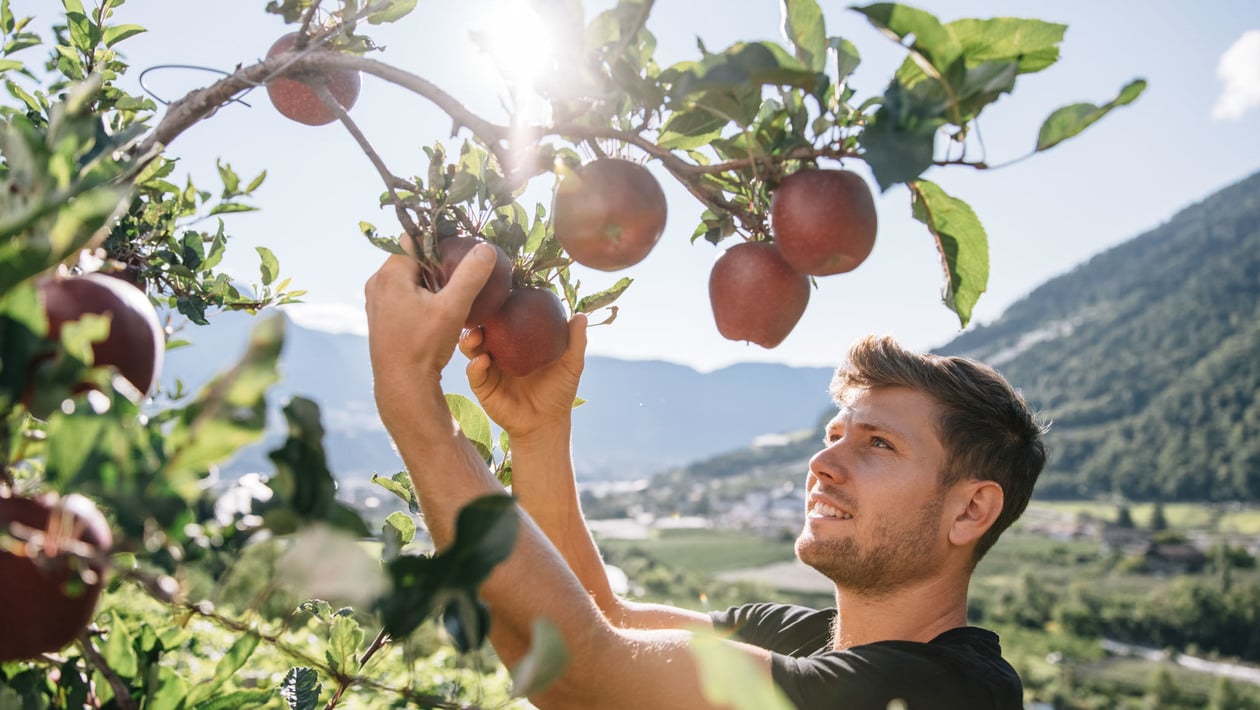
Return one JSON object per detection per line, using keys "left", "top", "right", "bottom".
{"left": 13, "top": 1, "right": 1260, "bottom": 370}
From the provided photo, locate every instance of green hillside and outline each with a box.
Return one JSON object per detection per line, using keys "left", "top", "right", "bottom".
{"left": 939, "top": 170, "right": 1260, "bottom": 501}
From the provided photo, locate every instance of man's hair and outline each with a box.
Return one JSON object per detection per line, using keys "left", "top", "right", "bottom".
{"left": 829, "top": 335, "right": 1049, "bottom": 562}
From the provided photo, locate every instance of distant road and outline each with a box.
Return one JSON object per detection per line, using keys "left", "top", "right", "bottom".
{"left": 1101, "top": 639, "right": 1260, "bottom": 687}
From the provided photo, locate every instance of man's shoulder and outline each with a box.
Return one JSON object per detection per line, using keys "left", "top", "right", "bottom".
{"left": 776, "top": 626, "right": 1022, "bottom": 709}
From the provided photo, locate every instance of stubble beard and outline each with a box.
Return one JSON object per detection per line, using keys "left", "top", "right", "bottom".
{"left": 795, "top": 489, "right": 946, "bottom": 598}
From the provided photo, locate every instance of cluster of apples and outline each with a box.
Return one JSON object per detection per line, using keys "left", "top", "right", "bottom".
{"left": 2, "top": 272, "right": 161, "bottom": 660}
{"left": 712, "top": 169, "right": 878, "bottom": 348}
{"left": 544, "top": 160, "right": 878, "bottom": 351}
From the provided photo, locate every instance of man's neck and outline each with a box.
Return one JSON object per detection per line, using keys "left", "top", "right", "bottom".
{"left": 829, "top": 572, "right": 971, "bottom": 650}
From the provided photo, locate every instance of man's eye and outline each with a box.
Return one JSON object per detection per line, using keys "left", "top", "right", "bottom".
{"left": 872, "top": 437, "right": 892, "bottom": 450}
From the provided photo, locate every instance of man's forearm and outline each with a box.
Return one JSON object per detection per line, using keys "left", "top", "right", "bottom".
{"left": 508, "top": 422, "right": 623, "bottom": 620}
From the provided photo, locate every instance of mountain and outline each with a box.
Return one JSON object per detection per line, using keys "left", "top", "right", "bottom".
{"left": 161, "top": 312, "right": 836, "bottom": 483}
{"left": 935, "top": 170, "right": 1260, "bottom": 501}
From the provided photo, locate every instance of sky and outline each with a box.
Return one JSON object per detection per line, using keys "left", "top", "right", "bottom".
{"left": 12, "top": 1, "right": 1260, "bottom": 371}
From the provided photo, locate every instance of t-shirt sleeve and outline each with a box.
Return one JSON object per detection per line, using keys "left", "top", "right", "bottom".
{"left": 710, "top": 603, "right": 834, "bottom": 656}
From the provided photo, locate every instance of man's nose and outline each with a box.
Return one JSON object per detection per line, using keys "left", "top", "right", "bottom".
{"left": 808, "top": 441, "right": 848, "bottom": 485}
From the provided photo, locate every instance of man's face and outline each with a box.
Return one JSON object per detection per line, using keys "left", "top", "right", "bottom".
{"left": 794, "top": 385, "right": 952, "bottom": 596}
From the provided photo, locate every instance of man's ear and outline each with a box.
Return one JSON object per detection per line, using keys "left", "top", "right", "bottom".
{"left": 947, "top": 481, "right": 1004, "bottom": 548}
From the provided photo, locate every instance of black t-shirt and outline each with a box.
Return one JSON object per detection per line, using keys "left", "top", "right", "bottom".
{"left": 710, "top": 603, "right": 1023, "bottom": 710}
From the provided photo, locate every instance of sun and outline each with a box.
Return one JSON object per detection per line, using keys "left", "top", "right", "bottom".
{"left": 475, "top": 1, "right": 564, "bottom": 96}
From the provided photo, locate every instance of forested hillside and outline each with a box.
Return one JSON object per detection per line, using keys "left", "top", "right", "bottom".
{"left": 941, "top": 170, "right": 1260, "bottom": 501}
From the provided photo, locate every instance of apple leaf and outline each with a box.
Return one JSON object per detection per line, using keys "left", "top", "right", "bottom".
{"left": 326, "top": 614, "right": 364, "bottom": 677}
{"left": 858, "top": 85, "right": 943, "bottom": 190}
{"left": 446, "top": 393, "right": 493, "bottom": 465}
{"left": 853, "top": 3, "right": 960, "bottom": 80}
{"left": 908, "top": 179, "right": 988, "bottom": 327}
{"left": 371, "top": 472, "right": 419, "bottom": 514}
{"left": 511, "top": 617, "right": 571, "bottom": 698}
{"left": 192, "top": 689, "right": 276, "bottom": 710}
{"left": 264, "top": 397, "right": 371, "bottom": 537}
{"left": 575, "top": 277, "right": 633, "bottom": 314}
{"left": 667, "top": 41, "right": 820, "bottom": 100}
{"left": 101, "top": 23, "right": 145, "bottom": 48}
{"left": 658, "top": 107, "right": 727, "bottom": 150}
{"left": 377, "top": 495, "right": 519, "bottom": 639}
{"left": 1036, "top": 79, "right": 1147, "bottom": 152}
{"left": 280, "top": 667, "right": 321, "bottom": 710}
{"left": 781, "top": 0, "right": 827, "bottom": 72}
{"left": 162, "top": 313, "right": 283, "bottom": 492}
{"left": 367, "top": 0, "right": 417, "bottom": 24}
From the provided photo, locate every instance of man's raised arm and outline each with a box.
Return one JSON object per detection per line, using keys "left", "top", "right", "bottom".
{"left": 364, "top": 244, "right": 770, "bottom": 709}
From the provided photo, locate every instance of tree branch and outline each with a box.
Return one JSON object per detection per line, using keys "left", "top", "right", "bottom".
{"left": 78, "top": 631, "right": 138, "bottom": 710}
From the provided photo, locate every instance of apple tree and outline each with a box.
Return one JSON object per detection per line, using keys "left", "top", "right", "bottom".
{"left": 0, "top": 0, "right": 1142, "bottom": 707}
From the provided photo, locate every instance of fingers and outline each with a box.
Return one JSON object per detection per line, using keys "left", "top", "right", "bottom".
{"left": 560, "top": 312, "right": 589, "bottom": 374}
{"left": 459, "top": 326, "right": 485, "bottom": 360}
{"left": 438, "top": 243, "right": 496, "bottom": 313}
{"left": 466, "top": 351, "right": 494, "bottom": 390}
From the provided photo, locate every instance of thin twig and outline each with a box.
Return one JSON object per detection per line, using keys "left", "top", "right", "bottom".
{"left": 78, "top": 632, "right": 139, "bottom": 710}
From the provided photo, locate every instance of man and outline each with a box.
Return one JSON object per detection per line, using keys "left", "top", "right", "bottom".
{"left": 365, "top": 243, "right": 1047, "bottom": 709}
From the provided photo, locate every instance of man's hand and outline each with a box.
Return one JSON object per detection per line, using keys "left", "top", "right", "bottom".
{"left": 458, "top": 312, "right": 588, "bottom": 441}
{"left": 364, "top": 243, "right": 496, "bottom": 420}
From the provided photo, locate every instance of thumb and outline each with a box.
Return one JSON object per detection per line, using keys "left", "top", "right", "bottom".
{"left": 439, "top": 243, "right": 495, "bottom": 314}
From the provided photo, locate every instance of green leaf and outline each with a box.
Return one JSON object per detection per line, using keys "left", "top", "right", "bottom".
{"left": 193, "top": 689, "right": 275, "bottom": 710}
{"left": 448, "top": 494, "right": 519, "bottom": 586}
{"left": 101, "top": 611, "right": 138, "bottom": 677}
{"left": 162, "top": 314, "right": 284, "bottom": 494}
{"left": 692, "top": 632, "right": 795, "bottom": 710}
{"left": 385, "top": 511, "right": 416, "bottom": 545}
{"left": 263, "top": 397, "right": 371, "bottom": 537}
{"left": 446, "top": 393, "right": 493, "bottom": 464}
{"left": 948, "top": 17, "right": 1065, "bottom": 74}
{"left": 1036, "top": 79, "right": 1147, "bottom": 152}
{"left": 257, "top": 246, "right": 279, "bottom": 286}
{"left": 186, "top": 632, "right": 261, "bottom": 706}
{"left": 326, "top": 614, "right": 363, "bottom": 677}
{"left": 908, "top": 179, "right": 988, "bottom": 326}
{"left": 510, "top": 617, "right": 571, "bottom": 697}
{"left": 101, "top": 23, "right": 146, "bottom": 48}
{"left": 575, "top": 277, "right": 633, "bottom": 313}
{"left": 217, "top": 159, "right": 240, "bottom": 196}
{"left": 668, "top": 41, "right": 820, "bottom": 98}
{"left": 781, "top": 0, "right": 827, "bottom": 72}
{"left": 858, "top": 88, "right": 943, "bottom": 190}
{"left": 829, "top": 37, "right": 861, "bottom": 84}
{"left": 853, "top": 3, "right": 960, "bottom": 78}
{"left": 658, "top": 107, "right": 726, "bottom": 151}
{"left": 280, "top": 667, "right": 321, "bottom": 710}
{"left": 371, "top": 472, "right": 419, "bottom": 514}
{"left": 218, "top": 632, "right": 261, "bottom": 680}
{"left": 377, "top": 495, "right": 519, "bottom": 638}
{"left": 64, "top": 4, "right": 93, "bottom": 55}
{"left": 367, "top": 0, "right": 417, "bottom": 24}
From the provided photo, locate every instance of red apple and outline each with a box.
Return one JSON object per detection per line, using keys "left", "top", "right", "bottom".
{"left": 265, "top": 32, "right": 361, "bottom": 127}
{"left": 709, "top": 241, "right": 810, "bottom": 349}
{"left": 480, "top": 288, "right": 569, "bottom": 376}
{"left": 0, "top": 491, "right": 113, "bottom": 662}
{"left": 39, "top": 272, "right": 165, "bottom": 397}
{"left": 434, "top": 237, "right": 513, "bottom": 327}
{"left": 770, "top": 169, "right": 877, "bottom": 276}
{"left": 553, "top": 158, "right": 668, "bottom": 271}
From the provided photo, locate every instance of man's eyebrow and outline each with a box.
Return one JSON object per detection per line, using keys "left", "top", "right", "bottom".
{"left": 852, "top": 419, "right": 909, "bottom": 442}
